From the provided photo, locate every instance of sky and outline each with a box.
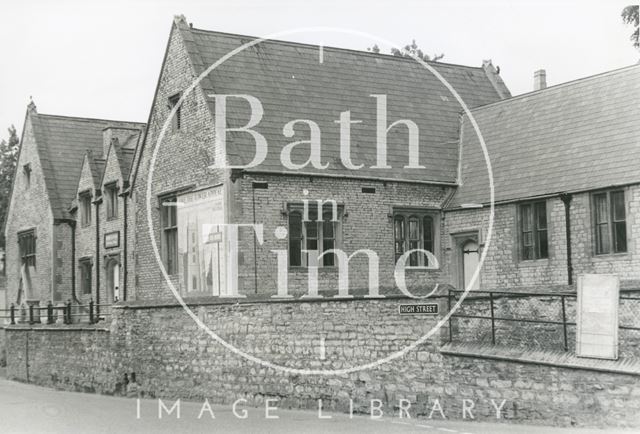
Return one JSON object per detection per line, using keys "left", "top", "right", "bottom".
{"left": 0, "top": 0, "right": 638, "bottom": 140}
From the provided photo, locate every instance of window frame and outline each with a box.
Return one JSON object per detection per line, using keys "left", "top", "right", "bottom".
{"left": 105, "top": 183, "right": 119, "bottom": 220}
{"left": 287, "top": 202, "right": 343, "bottom": 268}
{"left": 160, "top": 195, "right": 178, "bottom": 275}
{"left": 79, "top": 258, "right": 93, "bottom": 295}
{"left": 23, "top": 163, "right": 31, "bottom": 189}
{"left": 392, "top": 208, "right": 439, "bottom": 268}
{"left": 18, "top": 229, "right": 36, "bottom": 268}
{"left": 79, "top": 190, "right": 92, "bottom": 227}
{"left": 168, "top": 93, "right": 182, "bottom": 131}
{"left": 518, "top": 200, "right": 549, "bottom": 261}
{"left": 592, "top": 189, "right": 627, "bottom": 255}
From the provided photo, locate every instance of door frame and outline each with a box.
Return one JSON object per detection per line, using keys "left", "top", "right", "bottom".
{"left": 450, "top": 230, "right": 481, "bottom": 290}
{"left": 104, "top": 253, "right": 121, "bottom": 304}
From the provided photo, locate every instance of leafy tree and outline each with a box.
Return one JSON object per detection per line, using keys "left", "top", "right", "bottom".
{"left": 368, "top": 40, "right": 444, "bottom": 62}
{"left": 622, "top": 5, "right": 639, "bottom": 49}
{"left": 0, "top": 125, "right": 20, "bottom": 247}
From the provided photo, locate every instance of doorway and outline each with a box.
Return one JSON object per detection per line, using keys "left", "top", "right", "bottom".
{"left": 462, "top": 240, "right": 480, "bottom": 291}
{"left": 451, "top": 232, "right": 481, "bottom": 291}
{"left": 105, "top": 258, "right": 120, "bottom": 303}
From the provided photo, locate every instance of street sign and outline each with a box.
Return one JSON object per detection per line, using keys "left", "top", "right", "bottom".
{"left": 399, "top": 303, "right": 439, "bottom": 315}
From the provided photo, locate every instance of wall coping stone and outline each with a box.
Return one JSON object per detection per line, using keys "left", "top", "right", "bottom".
{"left": 115, "top": 293, "right": 449, "bottom": 310}
{"left": 3, "top": 324, "right": 109, "bottom": 332}
{"left": 440, "top": 342, "right": 640, "bottom": 376}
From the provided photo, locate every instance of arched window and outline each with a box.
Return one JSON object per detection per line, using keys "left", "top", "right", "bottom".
{"left": 393, "top": 210, "right": 438, "bottom": 267}
{"left": 394, "top": 216, "right": 405, "bottom": 262}
{"left": 423, "top": 215, "right": 434, "bottom": 265}
{"left": 289, "top": 211, "right": 303, "bottom": 266}
{"left": 408, "top": 216, "right": 420, "bottom": 266}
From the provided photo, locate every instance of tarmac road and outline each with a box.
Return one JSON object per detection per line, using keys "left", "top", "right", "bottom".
{"left": 0, "top": 378, "right": 634, "bottom": 434}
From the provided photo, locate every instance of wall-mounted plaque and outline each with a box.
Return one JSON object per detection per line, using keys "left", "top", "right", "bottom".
{"left": 104, "top": 231, "right": 120, "bottom": 249}
{"left": 576, "top": 274, "right": 619, "bottom": 360}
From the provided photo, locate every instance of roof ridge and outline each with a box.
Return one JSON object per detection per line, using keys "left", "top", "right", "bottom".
{"left": 189, "top": 26, "right": 486, "bottom": 71}
{"left": 37, "top": 113, "right": 146, "bottom": 125}
{"left": 470, "top": 63, "right": 640, "bottom": 113}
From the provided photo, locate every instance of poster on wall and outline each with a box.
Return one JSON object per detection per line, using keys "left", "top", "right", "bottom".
{"left": 576, "top": 274, "right": 619, "bottom": 360}
{"left": 177, "top": 186, "right": 225, "bottom": 296}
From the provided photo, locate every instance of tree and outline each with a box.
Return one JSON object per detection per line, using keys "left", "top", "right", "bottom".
{"left": 368, "top": 40, "right": 444, "bottom": 62}
{"left": 0, "top": 125, "right": 20, "bottom": 247}
{"left": 622, "top": 5, "right": 639, "bottom": 49}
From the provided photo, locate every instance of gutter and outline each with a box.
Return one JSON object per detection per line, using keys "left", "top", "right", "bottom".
{"left": 120, "top": 183, "right": 129, "bottom": 301}
{"left": 560, "top": 193, "right": 573, "bottom": 285}
{"left": 93, "top": 193, "right": 102, "bottom": 316}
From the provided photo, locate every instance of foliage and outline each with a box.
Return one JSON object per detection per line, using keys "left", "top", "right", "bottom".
{"left": 622, "top": 5, "right": 639, "bottom": 49}
{"left": 367, "top": 40, "right": 444, "bottom": 62}
{"left": 0, "top": 125, "right": 20, "bottom": 247}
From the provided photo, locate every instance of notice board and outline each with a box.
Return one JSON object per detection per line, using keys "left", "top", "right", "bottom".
{"left": 576, "top": 274, "right": 619, "bottom": 360}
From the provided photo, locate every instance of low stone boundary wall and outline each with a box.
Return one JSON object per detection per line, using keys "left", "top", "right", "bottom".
{"left": 5, "top": 296, "right": 640, "bottom": 428}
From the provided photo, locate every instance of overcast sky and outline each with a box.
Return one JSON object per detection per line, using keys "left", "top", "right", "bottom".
{"left": 0, "top": 0, "right": 637, "bottom": 139}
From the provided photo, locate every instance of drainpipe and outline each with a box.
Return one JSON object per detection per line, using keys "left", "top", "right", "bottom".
{"left": 94, "top": 194, "right": 102, "bottom": 315}
{"left": 121, "top": 184, "right": 129, "bottom": 301}
{"left": 559, "top": 193, "right": 573, "bottom": 285}
{"left": 69, "top": 220, "right": 79, "bottom": 304}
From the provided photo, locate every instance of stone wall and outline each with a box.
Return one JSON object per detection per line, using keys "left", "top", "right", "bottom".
{"left": 232, "top": 173, "right": 453, "bottom": 295}
{"left": 6, "top": 297, "right": 640, "bottom": 428}
{"left": 444, "top": 186, "right": 640, "bottom": 291}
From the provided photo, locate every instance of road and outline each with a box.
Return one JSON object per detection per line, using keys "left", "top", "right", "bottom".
{"left": 0, "top": 378, "right": 634, "bottom": 434}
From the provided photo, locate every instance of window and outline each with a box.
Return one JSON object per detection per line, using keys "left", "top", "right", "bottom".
{"left": 161, "top": 196, "right": 178, "bottom": 274}
{"left": 23, "top": 164, "right": 31, "bottom": 189}
{"left": 393, "top": 210, "right": 437, "bottom": 267}
{"left": 79, "top": 259, "right": 92, "bottom": 295}
{"left": 288, "top": 202, "right": 342, "bottom": 267}
{"left": 593, "top": 190, "right": 627, "bottom": 255}
{"left": 18, "top": 230, "right": 36, "bottom": 268}
{"left": 520, "top": 201, "right": 548, "bottom": 260}
{"left": 80, "top": 191, "right": 92, "bottom": 227}
{"left": 105, "top": 183, "right": 118, "bottom": 219}
{"left": 168, "top": 93, "right": 182, "bottom": 130}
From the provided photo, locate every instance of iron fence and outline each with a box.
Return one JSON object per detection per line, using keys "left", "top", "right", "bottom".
{"left": 447, "top": 289, "right": 640, "bottom": 356}
{"left": 0, "top": 301, "right": 112, "bottom": 326}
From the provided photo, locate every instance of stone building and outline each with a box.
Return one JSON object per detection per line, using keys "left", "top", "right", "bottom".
{"left": 129, "top": 15, "right": 510, "bottom": 300}
{"left": 5, "top": 15, "right": 640, "bottom": 310}
{"left": 444, "top": 64, "right": 640, "bottom": 291}
{"left": 2, "top": 102, "right": 143, "bottom": 312}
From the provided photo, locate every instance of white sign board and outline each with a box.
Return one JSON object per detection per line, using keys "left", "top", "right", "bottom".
{"left": 576, "top": 274, "right": 619, "bottom": 360}
{"left": 177, "top": 186, "right": 226, "bottom": 296}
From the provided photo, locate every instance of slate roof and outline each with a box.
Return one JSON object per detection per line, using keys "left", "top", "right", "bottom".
{"left": 29, "top": 112, "right": 144, "bottom": 219}
{"left": 450, "top": 64, "right": 640, "bottom": 207}
{"left": 176, "top": 20, "right": 507, "bottom": 183}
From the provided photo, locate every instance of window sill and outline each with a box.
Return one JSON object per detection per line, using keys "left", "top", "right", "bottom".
{"left": 106, "top": 216, "right": 119, "bottom": 222}
{"left": 592, "top": 252, "right": 630, "bottom": 259}
{"left": 288, "top": 266, "right": 340, "bottom": 272}
{"left": 518, "top": 258, "right": 550, "bottom": 266}
{"left": 403, "top": 266, "right": 441, "bottom": 272}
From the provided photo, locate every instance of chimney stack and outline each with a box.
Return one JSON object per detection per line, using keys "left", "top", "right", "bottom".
{"left": 534, "top": 69, "right": 547, "bottom": 91}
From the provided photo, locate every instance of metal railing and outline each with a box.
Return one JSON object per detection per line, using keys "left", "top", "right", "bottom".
{"left": 0, "top": 300, "right": 113, "bottom": 326}
{"left": 447, "top": 289, "right": 640, "bottom": 354}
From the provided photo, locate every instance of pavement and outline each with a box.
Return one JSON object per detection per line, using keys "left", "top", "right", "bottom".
{"left": 0, "top": 378, "right": 635, "bottom": 434}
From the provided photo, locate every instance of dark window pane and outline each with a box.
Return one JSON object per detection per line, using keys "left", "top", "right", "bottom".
{"left": 594, "top": 194, "right": 608, "bottom": 224}
{"left": 523, "top": 246, "right": 533, "bottom": 260}
{"left": 322, "top": 219, "right": 334, "bottom": 238}
{"left": 614, "top": 222, "right": 627, "bottom": 253}
{"left": 289, "top": 212, "right": 302, "bottom": 239}
{"left": 408, "top": 218, "right": 419, "bottom": 239}
{"left": 597, "top": 224, "right": 610, "bottom": 254}
{"left": 423, "top": 216, "right": 434, "bottom": 253}
{"left": 306, "top": 221, "right": 318, "bottom": 239}
{"left": 535, "top": 202, "right": 547, "bottom": 229}
{"left": 537, "top": 230, "right": 548, "bottom": 259}
{"left": 322, "top": 239, "right": 335, "bottom": 266}
{"left": 289, "top": 240, "right": 301, "bottom": 266}
{"left": 394, "top": 217, "right": 405, "bottom": 241}
{"left": 612, "top": 191, "right": 625, "bottom": 221}
{"left": 521, "top": 204, "right": 532, "bottom": 231}
{"left": 307, "top": 239, "right": 318, "bottom": 251}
